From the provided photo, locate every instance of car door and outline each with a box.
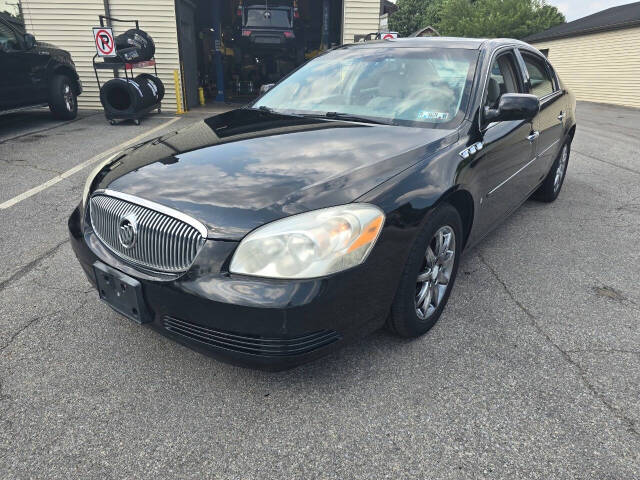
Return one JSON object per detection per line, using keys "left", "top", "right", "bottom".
{"left": 472, "top": 48, "right": 536, "bottom": 234}
{"left": 0, "top": 19, "right": 24, "bottom": 108}
{"left": 0, "top": 20, "right": 46, "bottom": 108}
{"left": 517, "top": 49, "right": 566, "bottom": 185}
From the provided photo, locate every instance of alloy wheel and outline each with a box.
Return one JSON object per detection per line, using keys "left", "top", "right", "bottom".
{"left": 554, "top": 145, "right": 568, "bottom": 192}
{"left": 63, "top": 83, "right": 74, "bottom": 112}
{"left": 415, "top": 225, "right": 456, "bottom": 320}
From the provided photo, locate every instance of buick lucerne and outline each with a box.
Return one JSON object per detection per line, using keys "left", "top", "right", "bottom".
{"left": 69, "top": 37, "right": 576, "bottom": 369}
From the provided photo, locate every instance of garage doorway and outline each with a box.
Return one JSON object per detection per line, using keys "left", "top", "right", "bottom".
{"left": 175, "top": 0, "right": 343, "bottom": 106}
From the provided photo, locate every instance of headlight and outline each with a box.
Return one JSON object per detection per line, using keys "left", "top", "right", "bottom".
{"left": 81, "top": 152, "right": 121, "bottom": 210}
{"left": 230, "top": 204, "right": 385, "bottom": 279}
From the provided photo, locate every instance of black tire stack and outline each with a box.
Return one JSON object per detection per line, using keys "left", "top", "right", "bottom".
{"left": 100, "top": 75, "right": 163, "bottom": 117}
{"left": 98, "top": 28, "right": 164, "bottom": 122}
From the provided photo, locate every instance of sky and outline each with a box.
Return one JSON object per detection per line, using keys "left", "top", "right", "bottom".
{"left": 0, "top": 1, "right": 20, "bottom": 17}
{"left": 548, "top": 0, "right": 636, "bottom": 21}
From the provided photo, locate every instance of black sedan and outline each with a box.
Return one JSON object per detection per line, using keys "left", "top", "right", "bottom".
{"left": 69, "top": 37, "right": 576, "bottom": 369}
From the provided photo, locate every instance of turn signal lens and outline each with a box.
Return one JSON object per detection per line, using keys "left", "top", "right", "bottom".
{"left": 230, "top": 204, "right": 385, "bottom": 279}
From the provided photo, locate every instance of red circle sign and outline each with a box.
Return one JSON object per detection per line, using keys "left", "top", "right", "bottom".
{"left": 95, "top": 29, "right": 115, "bottom": 55}
{"left": 382, "top": 33, "right": 395, "bottom": 40}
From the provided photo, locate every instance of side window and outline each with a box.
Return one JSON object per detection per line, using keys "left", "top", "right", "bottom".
{"left": 521, "top": 52, "right": 555, "bottom": 98}
{"left": 485, "top": 53, "right": 520, "bottom": 108}
{"left": 0, "top": 22, "right": 21, "bottom": 52}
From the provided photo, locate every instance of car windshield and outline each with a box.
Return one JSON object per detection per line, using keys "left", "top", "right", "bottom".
{"left": 254, "top": 46, "right": 479, "bottom": 128}
{"left": 245, "top": 8, "right": 291, "bottom": 28}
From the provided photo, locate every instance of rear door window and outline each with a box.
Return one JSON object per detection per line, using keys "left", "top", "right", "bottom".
{"left": 520, "top": 52, "right": 555, "bottom": 98}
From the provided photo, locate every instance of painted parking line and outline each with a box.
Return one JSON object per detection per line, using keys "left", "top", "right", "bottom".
{"left": 0, "top": 117, "right": 181, "bottom": 210}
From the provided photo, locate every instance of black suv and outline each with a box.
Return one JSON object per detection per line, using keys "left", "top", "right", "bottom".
{"left": 0, "top": 14, "right": 82, "bottom": 120}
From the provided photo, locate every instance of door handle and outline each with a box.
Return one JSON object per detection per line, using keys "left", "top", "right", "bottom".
{"left": 527, "top": 131, "right": 540, "bottom": 142}
{"left": 557, "top": 111, "right": 565, "bottom": 121}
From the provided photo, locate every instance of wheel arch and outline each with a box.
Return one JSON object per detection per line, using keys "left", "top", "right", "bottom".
{"left": 439, "top": 188, "right": 474, "bottom": 249}
{"left": 51, "top": 65, "right": 81, "bottom": 95}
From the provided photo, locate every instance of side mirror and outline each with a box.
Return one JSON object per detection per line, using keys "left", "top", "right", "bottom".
{"left": 24, "top": 33, "right": 36, "bottom": 50}
{"left": 483, "top": 93, "right": 540, "bottom": 125}
{"left": 259, "top": 83, "right": 275, "bottom": 95}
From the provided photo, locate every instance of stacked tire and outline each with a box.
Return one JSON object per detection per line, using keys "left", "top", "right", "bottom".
{"left": 104, "top": 29, "right": 155, "bottom": 63}
{"left": 100, "top": 75, "right": 163, "bottom": 117}
{"left": 135, "top": 74, "right": 164, "bottom": 102}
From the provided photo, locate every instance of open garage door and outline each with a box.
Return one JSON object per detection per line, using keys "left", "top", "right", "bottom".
{"left": 177, "top": 0, "right": 343, "bottom": 105}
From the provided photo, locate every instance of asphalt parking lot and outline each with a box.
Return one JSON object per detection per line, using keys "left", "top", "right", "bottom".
{"left": 1, "top": 102, "right": 639, "bottom": 479}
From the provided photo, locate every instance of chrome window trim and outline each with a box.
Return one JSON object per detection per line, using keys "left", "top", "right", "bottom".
{"left": 94, "top": 189, "right": 209, "bottom": 238}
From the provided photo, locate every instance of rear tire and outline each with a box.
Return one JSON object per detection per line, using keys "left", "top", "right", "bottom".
{"left": 533, "top": 140, "right": 570, "bottom": 202}
{"left": 49, "top": 74, "right": 77, "bottom": 120}
{"left": 387, "top": 204, "right": 463, "bottom": 337}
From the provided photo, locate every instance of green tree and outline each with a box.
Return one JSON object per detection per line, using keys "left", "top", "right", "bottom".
{"left": 436, "top": 0, "right": 565, "bottom": 39}
{"left": 389, "top": 0, "right": 445, "bottom": 37}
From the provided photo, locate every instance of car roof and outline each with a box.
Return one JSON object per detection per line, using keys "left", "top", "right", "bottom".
{"left": 346, "top": 36, "right": 531, "bottom": 51}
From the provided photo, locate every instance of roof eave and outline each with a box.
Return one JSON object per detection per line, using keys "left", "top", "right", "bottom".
{"left": 527, "top": 20, "right": 640, "bottom": 43}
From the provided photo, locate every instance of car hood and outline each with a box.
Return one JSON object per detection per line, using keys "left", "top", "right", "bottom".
{"left": 96, "top": 109, "right": 455, "bottom": 239}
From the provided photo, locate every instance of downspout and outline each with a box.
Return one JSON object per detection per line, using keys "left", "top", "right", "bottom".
{"left": 103, "top": 0, "right": 112, "bottom": 19}
{"left": 103, "top": 0, "right": 119, "bottom": 77}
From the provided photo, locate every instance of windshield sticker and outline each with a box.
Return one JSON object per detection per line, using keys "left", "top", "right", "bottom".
{"left": 418, "top": 111, "right": 449, "bottom": 121}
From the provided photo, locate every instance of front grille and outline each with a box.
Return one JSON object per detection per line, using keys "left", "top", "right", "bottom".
{"left": 90, "top": 192, "right": 206, "bottom": 273}
{"left": 164, "top": 316, "right": 340, "bottom": 357}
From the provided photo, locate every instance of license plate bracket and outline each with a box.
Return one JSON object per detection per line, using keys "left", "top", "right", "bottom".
{"left": 93, "top": 261, "right": 151, "bottom": 324}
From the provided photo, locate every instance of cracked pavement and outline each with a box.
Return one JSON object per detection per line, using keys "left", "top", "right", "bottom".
{"left": 1, "top": 102, "right": 639, "bottom": 479}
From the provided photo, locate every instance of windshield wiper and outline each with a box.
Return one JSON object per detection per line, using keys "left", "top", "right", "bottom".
{"left": 321, "top": 112, "right": 394, "bottom": 125}
{"left": 253, "top": 108, "right": 392, "bottom": 125}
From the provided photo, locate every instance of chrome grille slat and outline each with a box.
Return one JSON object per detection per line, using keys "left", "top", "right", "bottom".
{"left": 90, "top": 193, "right": 206, "bottom": 274}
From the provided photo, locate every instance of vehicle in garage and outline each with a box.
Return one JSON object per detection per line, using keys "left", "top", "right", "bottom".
{"left": 69, "top": 37, "right": 576, "bottom": 369}
{"left": 0, "top": 14, "right": 82, "bottom": 120}
{"left": 235, "top": 2, "right": 303, "bottom": 62}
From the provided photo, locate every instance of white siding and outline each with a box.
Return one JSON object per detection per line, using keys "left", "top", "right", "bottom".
{"left": 531, "top": 27, "right": 640, "bottom": 109}
{"left": 107, "top": 0, "right": 181, "bottom": 112}
{"left": 21, "top": 0, "right": 107, "bottom": 109}
{"left": 342, "top": 0, "right": 380, "bottom": 44}
{"left": 21, "top": 0, "right": 182, "bottom": 112}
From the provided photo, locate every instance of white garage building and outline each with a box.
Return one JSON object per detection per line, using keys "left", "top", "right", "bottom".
{"left": 18, "top": 0, "right": 395, "bottom": 112}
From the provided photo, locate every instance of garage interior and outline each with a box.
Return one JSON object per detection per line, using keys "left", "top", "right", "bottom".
{"left": 175, "top": 0, "right": 344, "bottom": 108}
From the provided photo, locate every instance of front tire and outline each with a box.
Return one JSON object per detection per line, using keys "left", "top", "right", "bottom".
{"left": 533, "top": 140, "right": 570, "bottom": 202}
{"left": 49, "top": 75, "right": 78, "bottom": 120}
{"left": 387, "top": 204, "right": 463, "bottom": 337}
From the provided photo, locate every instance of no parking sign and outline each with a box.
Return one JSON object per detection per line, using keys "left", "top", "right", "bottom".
{"left": 93, "top": 27, "right": 116, "bottom": 57}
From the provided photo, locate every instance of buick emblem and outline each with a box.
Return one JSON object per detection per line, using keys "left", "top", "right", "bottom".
{"left": 118, "top": 213, "right": 137, "bottom": 249}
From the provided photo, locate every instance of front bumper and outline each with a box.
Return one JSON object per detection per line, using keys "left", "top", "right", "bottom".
{"left": 68, "top": 205, "right": 401, "bottom": 370}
